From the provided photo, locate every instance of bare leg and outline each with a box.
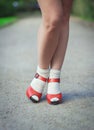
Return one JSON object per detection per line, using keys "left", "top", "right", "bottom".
{"left": 50, "top": 0, "right": 73, "bottom": 70}
{"left": 26, "top": 0, "right": 73, "bottom": 104}
{"left": 26, "top": 0, "right": 64, "bottom": 103}
{"left": 37, "top": 0, "right": 63, "bottom": 69}
{"left": 47, "top": 0, "right": 73, "bottom": 104}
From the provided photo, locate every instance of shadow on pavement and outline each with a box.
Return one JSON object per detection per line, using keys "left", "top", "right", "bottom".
{"left": 63, "top": 91, "right": 94, "bottom": 103}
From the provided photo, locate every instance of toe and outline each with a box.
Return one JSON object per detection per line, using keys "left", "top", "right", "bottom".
{"left": 30, "top": 95, "right": 39, "bottom": 103}
{"left": 51, "top": 97, "right": 59, "bottom": 102}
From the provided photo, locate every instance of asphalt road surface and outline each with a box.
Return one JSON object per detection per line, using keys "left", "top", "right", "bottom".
{"left": 0, "top": 16, "right": 94, "bottom": 130}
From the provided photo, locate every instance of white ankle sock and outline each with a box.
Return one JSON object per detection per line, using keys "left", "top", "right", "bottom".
{"left": 47, "top": 69, "right": 61, "bottom": 102}
{"left": 30, "top": 66, "right": 49, "bottom": 101}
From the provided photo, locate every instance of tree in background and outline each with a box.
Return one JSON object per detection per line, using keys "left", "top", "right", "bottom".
{"left": 0, "top": 0, "right": 94, "bottom": 20}
{"left": 72, "top": 0, "right": 94, "bottom": 20}
{"left": 0, "top": 0, "right": 38, "bottom": 17}
{"left": 0, "top": 0, "right": 16, "bottom": 17}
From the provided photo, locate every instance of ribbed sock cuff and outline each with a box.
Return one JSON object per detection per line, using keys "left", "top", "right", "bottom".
{"left": 49, "top": 69, "right": 61, "bottom": 78}
{"left": 37, "top": 66, "right": 49, "bottom": 78}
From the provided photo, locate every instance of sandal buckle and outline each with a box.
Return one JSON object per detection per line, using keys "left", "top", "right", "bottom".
{"left": 35, "top": 73, "right": 39, "bottom": 78}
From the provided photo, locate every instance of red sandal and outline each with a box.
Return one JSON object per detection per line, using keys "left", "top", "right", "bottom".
{"left": 26, "top": 73, "right": 48, "bottom": 103}
{"left": 46, "top": 78, "right": 63, "bottom": 105}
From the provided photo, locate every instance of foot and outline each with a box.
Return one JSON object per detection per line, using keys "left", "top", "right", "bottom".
{"left": 47, "top": 69, "right": 62, "bottom": 105}
{"left": 26, "top": 66, "right": 49, "bottom": 103}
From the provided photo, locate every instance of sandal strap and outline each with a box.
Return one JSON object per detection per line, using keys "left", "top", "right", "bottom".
{"left": 48, "top": 78, "right": 60, "bottom": 83}
{"left": 34, "top": 73, "right": 48, "bottom": 82}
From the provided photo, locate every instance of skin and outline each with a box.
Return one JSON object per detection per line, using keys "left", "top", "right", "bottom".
{"left": 37, "top": 0, "right": 73, "bottom": 70}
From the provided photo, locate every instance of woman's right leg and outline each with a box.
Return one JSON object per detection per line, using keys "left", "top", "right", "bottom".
{"left": 37, "top": 0, "right": 63, "bottom": 69}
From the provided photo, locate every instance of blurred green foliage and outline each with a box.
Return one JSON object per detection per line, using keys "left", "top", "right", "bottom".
{"left": 0, "top": 0, "right": 94, "bottom": 21}
{"left": 0, "top": 0, "right": 16, "bottom": 17}
{"left": 0, "top": 0, "right": 38, "bottom": 17}
{"left": 72, "top": 0, "right": 94, "bottom": 20}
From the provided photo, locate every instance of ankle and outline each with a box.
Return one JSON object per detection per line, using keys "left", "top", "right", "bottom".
{"left": 37, "top": 66, "right": 49, "bottom": 79}
{"left": 47, "top": 69, "right": 61, "bottom": 94}
{"left": 49, "top": 69, "right": 61, "bottom": 78}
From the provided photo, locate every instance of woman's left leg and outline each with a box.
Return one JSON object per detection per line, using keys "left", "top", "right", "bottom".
{"left": 50, "top": 0, "right": 73, "bottom": 69}
{"left": 47, "top": 0, "right": 73, "bottom": 104}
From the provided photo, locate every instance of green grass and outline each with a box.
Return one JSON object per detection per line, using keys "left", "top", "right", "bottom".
{"left": 0, "top": 16, "right": 17, "bottom": 27}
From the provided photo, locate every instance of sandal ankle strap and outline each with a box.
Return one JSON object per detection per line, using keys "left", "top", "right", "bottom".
{"left": 48, "top": 78, "right": 60, "bottom": 83}
{"left": 34, "top": 73, "right": 48, "bottom": 82}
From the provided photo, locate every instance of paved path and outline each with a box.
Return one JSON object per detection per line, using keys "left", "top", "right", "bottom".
{"left": 0, "top": 17, "right": 94, "bottom": 130}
